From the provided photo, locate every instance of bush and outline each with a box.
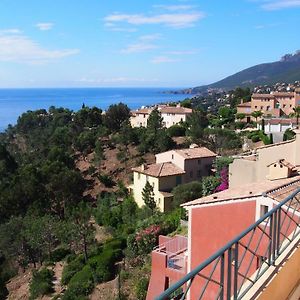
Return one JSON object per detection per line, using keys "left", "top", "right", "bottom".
{"left": 172, "top": 181, "right": 202, "bottom": 207}
{"left": 61, "top": 255, "right": 85, "bottom": 285}
{"left": 98, "top": 174, "right": 115, "bottom": 188}
{"left": 251, "top": 135, "right": 260, "bottom": 143}
{"left": 135, "top": 277, "right": 149, "bottom": 300}
{"left": 63, "top": 265, "right": 94, "bottom": 298}
{"left": 29, "top": 268, "right": 54, "bottom": 300}
{"left": 167, "top": 125, "right": 186, "bottom": 137}
{"left": 51, "top": 247, "right": 71, "bottom": 263}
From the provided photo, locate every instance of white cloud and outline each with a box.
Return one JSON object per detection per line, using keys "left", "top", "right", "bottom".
{"left": 151, "top": 56, "right": 180, "bottom": 64}
{"left": 153, "top": 4, "right": 196, "bottom": 11}
{"left": 104, "top": 12, "right": 205, "bottom": 28}
{"left": 35, "top": 23, "right": 54, "bottom": 31}
{"left": 0, "top": 29, "right": 22, "bottom": 34}
{"left": 0, "top": 30, "right": 79, "bottom": 64}
{"left": 166, "top": 50, "right": 198, "bottom": 55}
{"left": 258, "top": 0, "right": 300, "bottom": 10}
{"left": 120, "top": 34, "right": 161, "bottom": 54}
{"left": 121, "top": 43, "right": 158, "bottom": 54}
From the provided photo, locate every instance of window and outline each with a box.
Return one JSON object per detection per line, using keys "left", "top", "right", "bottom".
{"left": 172, "top": 154, "right": 174, "bottom": 159}
{"left": 198, "top": 159, "right": 201, "bottom": 165}
{"left": 146, "top": 175, "right": 149, "bottom": 182}
{"left": 197, "top": 170, "right": 201, "bottom": 178}
{"left": 138, "top": 173, "right": 140, "bottom": 179}
{"left": 260, "top": 205, "right": 268, "bottom": 218}
{"left": 176, "top": 176, "right": 182, "bottom": 185}
{"left": 190, "top": 171, "right": 193, "bottom": 178}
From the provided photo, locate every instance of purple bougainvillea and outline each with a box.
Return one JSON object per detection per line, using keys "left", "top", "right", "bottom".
{"left": 215, "top": 167, "right": 229, "bottom": 192}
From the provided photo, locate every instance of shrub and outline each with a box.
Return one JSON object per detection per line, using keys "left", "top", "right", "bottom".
{"left": 98, "top": 174, "right": 115, "bottom": 188}
{"left": 63, "top": 265, "right": 94, "bottom": 298}
{"left": 167, "top": 124, "right": 186, "bottom": 137}
{"left": 135, "top": 277, "right": 149, "bottom": 300}
{"left": 29, "top": 268, "right": 54, "bottom": 300}
{"left": 172, "top": 181, "right": 202, "bottom": 207}
{"left": 251, "top": 135, "right": 260, "bottom": 143}
{"left": 61, "top": 255, "right": 85, "bottom": 285}
{"left": 51, "top": 247, "right": 71, "bottom": 263}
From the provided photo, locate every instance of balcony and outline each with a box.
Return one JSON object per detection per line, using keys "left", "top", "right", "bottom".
{"left": 154, "top": 235, "right": 188, "bottom": 273}
{"left": 155, "top": 188, "right": 300, "bottom": 300}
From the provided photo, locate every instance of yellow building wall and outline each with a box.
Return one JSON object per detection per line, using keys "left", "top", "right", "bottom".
{"left": 257, "top": 246, "right": 300, "bottom": 300}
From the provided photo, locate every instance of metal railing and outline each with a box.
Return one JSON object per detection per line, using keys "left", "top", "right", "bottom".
{"left": 154, "top": 236, "right": 188, "bottom": 273}
{"left": 156, "top": 188, "right": 300, "bottom": 300}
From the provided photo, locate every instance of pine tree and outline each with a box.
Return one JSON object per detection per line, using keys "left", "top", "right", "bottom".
{"left": 142, "top": 181, "right": 156, "bottom": 213}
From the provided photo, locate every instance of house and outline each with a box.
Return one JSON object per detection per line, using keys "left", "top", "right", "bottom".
{"left": 146, "top": 171, "right": 300, "bottom": 299}
{"left": 129, "top": 146, "right": 217, "bottom": 212}
{"left": 237, "top": 88, "right": 300, "bottom": 121}
{"left": 229, "top": 129, "right": 300, "bottom": 188}
{"left": 130, "top": 104, "right": 193, "bottom": 128}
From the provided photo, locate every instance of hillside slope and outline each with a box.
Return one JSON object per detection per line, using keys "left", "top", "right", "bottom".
{"left": 191, "top": 51, "right": 300, "bottom": 93}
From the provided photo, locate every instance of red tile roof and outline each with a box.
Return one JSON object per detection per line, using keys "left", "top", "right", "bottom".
{"left": 182, "top": 175, "right": 300, "bottom": 207}
{"left": 175, "top": 147, "right": 217, "bottom": 159}
{"left": 132, "top": 162, "right": 185, "bottom": 178}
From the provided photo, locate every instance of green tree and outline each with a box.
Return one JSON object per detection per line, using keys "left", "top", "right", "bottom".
{"left": 66, "top": 202, "right": 95, "bottom": 262}
{"left": 235, "top": 113, "right": 246, "bottom": 121}
{"left": 251, "top": 111, "right": 263, "bottom": 123}
{"left": 293, "top": 106, "right": 300, "bottom": 125}
{"left": 142, "top": 181, "right": 156, "bottom": 213}
{"left": 147, "top": 108, "right": 163, "bottom": 134}
{"left": 186, "top": 110, "right": 208, "bottom": 143}
{"left": 202, "top": 176, "right": 220, "bottom": 196}
{"left": 104, "top": 103, "right": 130, "bottom": 132}
{"left": 172, "top": 181, "right": 202, "bottom": 207}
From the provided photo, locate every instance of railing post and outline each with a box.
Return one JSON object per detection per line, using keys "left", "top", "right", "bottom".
{"left": 227, "top": 248, "right": 232, "bottom": 299}
{"left": 272, "top": 210, "right": 277, "bottom": 265}
{"left": 276, "top": 208, "right": 281, "bottom": 256}
{"left": 268, "top": 214, "right": 273, "bottom": 265}
{"left": 233, "top": 243, "right": 239, "bottom": 299}
{"left": 220, "top": 253, "right": 225, "bottom": 300}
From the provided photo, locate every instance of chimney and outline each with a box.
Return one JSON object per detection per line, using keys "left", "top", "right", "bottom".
{"left": 176, "top": 103, "right": 181, "bottom": 108}
{"left": 141, "top": 164, "right": 147, "bottom": 171}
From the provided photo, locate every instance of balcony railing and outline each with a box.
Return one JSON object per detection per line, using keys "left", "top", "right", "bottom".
{"left": 154, "top": 236, "right": 188, "bottom": 273}
{"left": 156, "top": 188, "right": 300, "bottom": 300}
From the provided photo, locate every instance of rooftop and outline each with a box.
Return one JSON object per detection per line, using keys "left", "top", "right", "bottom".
{"left": 174, "top": 147, "right": 217, "bottom": 159}
{"left": 132, "top": 162, "right": 185, "bottom": 178}
{"left": 237, "top": 102, "right": 251, "bottom": 107}
{"left": 132, "top": 105, "right": 193, "bottom": 115}
{"left": 182, "top": 175, "right": 300, "bottom": 207}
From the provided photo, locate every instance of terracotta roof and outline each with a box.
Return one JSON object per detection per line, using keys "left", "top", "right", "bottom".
{"left": 237, "top": 102, "right": 251, "bottom": 107}
{"left": 272, "top": 92, "right": 294, "bottom": 97}
{"left": 182, "top": 175, "right": 300, "bottom": 207}
{"left": 252, "top": 94, "right": 275, "bottom": 99}
{"left": 158, "top": 107, "right": 193, "bottom": 114}
{"left": 174, "top": 147, "right": 217, "bottom": 159}
{"left": 132, "top": 162, "right": 185, "bottom": 178}
{"left": 256, "top": 138, "right": 295, "bottom": 150}
{"left": 132, "top": 106, "right": 193, "bottom": 115}
{"left": 264, "top": 118, "right": 296, "bottom": 125}
{"left": 267, "top": 159, "right": 295, "bottom": 169}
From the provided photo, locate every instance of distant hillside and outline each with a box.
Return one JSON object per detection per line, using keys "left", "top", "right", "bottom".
{"left": 190, "top": 51, "right": 300, "bottom": 93}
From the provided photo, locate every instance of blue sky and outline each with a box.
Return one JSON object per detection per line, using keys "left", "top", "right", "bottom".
{"left": 0, "top": 0, "right": 299, "bottom": 88}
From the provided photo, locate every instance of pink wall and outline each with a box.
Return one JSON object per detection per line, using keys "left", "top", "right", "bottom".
{"left": 189, "top": 201, "right": 257, "bottom": 299}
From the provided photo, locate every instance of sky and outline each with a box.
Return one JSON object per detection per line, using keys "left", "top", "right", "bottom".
{"left": 0, "top": 0, "right": 299, "bottom": 88}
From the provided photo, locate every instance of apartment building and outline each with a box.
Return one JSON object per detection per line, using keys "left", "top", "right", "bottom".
{"left": 147, "top": 168, "right": 300, "bottom": 299}
{"left": 129, "top": 146, "right": 216, "bottom": 212}
{"left": 229, "top": 129, "right": 300, "bottom": 188}
{"left": 237, "top": 88, "right": 300, "bottom": 120}
{"left": 130, "top": 105, "right": 193, "bottom": 128}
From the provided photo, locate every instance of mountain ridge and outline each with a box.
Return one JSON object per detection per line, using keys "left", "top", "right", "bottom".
{"left": 188, "top": 50, "right": 300, "bottom": 93}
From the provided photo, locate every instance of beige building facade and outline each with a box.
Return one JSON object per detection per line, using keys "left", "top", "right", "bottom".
{"left": 130, "top": 105, "right": 193, "bottom": 128}
{"left": 130, "top": 146, "right": 216, "bottom": 212}
{"left": 237, "top": 89, "right": 300, "bottom": 120}
{"left": 229, "top": 129, "right": 300, "bottom": 188}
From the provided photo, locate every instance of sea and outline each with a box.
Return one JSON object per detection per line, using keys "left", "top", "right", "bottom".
{"left": 0, "top": 87, "right": 189, "bottom": 132}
